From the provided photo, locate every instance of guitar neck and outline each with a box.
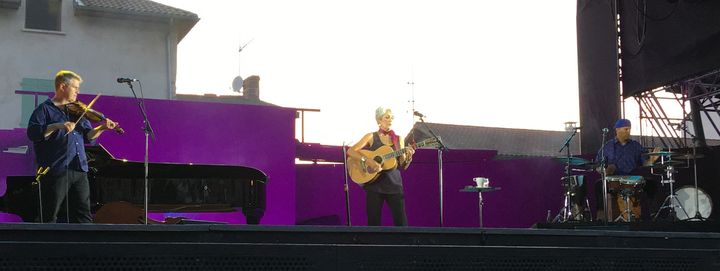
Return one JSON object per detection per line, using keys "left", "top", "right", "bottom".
{"left": 382, "top": 148, "right": 408, "bottom": 160}
{"left": 381, "top": 140, "right": 432, "bottom": 160}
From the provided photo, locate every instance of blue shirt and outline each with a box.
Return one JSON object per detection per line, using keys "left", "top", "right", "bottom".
{"left": 27, "top": 99, "right": 95, "bottom": 176}
{"left": 596, "top": 138, "right": 647, "bottom": 175}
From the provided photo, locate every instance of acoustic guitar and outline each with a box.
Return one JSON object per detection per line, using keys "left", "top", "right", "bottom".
{"left": 347, "top": 138, "right": 438, "bottom": 184}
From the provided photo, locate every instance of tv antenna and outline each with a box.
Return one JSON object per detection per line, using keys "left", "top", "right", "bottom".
{"left": 232, "top": 38, "right": 254, "bottom": 93}
{"left": 407, "top": 80, "right": 415, "bottom": 115}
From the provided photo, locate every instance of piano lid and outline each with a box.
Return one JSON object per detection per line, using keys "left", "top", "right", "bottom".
{"left": 86, "top": 144, "right": 267, "bottom": 181}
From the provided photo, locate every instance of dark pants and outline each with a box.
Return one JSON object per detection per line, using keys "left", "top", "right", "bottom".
{"left": 38, "top": 170, "right": 92, "bottom": 223}
{"left": 366, "top": 191, "right": 407, "bottom": 226}
{"left": 594, "top": 179, "right": 609, "bottom": 211}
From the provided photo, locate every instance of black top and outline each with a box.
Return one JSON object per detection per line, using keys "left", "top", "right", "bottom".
{"left": 362, "top": 132, "right": 404, "bottom": 194}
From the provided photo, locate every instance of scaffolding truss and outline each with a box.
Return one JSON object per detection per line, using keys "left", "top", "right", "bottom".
{"left": 633, "top": 69, "right": 720, "bottom": 149}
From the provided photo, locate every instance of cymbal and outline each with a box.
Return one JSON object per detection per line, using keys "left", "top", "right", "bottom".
{"left": 671, "top": 153, "right": 705, "bottom": 159}
{"left": 644, "top": 151, "right": 675, "bottom": 156}
{"left": 552, "top": 156, "right": 590, "bottom": 166}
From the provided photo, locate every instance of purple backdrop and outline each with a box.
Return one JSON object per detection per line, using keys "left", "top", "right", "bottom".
{"left": 0, "top": 128, "right": 37, "bottom": 223}
{"left": 296, "top": 144, "right": 577, "bottom": 228}
{"left": 3, "top": 92, "right": 587, "bottom": 227}
{"left": 2, "top": 92, "right": 297, "bottom": 225}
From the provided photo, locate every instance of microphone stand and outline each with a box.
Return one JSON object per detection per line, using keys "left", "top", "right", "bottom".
{"left": 34, "top": 166, "right": 49, "bottom": 223}
{"left": 555, "top": 129, "right": 578, "bottom": 222}
{"left": 558, "top": 129, "right": 578, "bottom": 181}
{"left": 417, "top": 115, "right": 447, "bottom": 226}
{"left": 558, "top": 129, "right": 578, "bottom": 157}
{"left": 124, "top": 81, "right": 155, "bottom": 225}
{"left": 599, "top": 129, "right": 609, "bottom": 225}
{"left": 686, "top": 134, "right": 707, "bottom": 221}
{"left": 342, "top": 142, "right": 352, "bottom": 226}
{"left": 679, "top": 124, "right": 707, "bottom": 221}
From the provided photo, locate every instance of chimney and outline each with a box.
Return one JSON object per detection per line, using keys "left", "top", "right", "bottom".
{"left": 243, "top": 75, "right": 260, "bottom": 100}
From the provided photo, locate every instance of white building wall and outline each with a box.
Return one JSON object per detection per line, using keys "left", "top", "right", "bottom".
{"left": 0, "top": 1, "right": 178, "bottom": 129}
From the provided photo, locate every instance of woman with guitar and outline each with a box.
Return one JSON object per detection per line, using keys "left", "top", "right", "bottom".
{"left": 347, "top": 107, "right": 415, "bottom": 226}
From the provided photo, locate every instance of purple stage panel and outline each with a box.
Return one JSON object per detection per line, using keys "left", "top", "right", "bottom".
{"left": 0, "top": 129, "right": 36, "bottom": 223}
{"left": 0, "top": 129, "right": 36, "bottom": 197}
{"left": 480, "top": 158, "right": 567, "bottom": 227}
{"left": 294, "top": 163, "right": 354, "bottom": 225}
{"left": 2, "top": 92, "right": 298, "bottom": 225}
{"left": 402, "top": 149, "right": 498, "bottom": 227}
{"left": 295, "top": 144, "right": 572, "bottom": 228}
{"left": 82, "top": 94, "right": 298, "bottom": 225}
{"left": 3, "top": 91, "right": 580, "bottom": 227}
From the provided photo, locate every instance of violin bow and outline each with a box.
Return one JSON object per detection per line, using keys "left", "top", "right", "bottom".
{"left": 65, "top": 93, "right": 101, "bottom": 136}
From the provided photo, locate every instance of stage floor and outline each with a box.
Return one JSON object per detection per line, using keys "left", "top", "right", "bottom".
{"left": 0, "top": 222, "right": 718, "bottom": 270}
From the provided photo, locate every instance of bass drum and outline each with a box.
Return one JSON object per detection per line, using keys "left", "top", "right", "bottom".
{"left": 674, "top": 186, "right": 713, "bottom": 220}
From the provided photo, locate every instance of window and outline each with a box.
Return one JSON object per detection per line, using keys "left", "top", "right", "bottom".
{"left": 25, "top": 0, "right": 61, "bottom": 31}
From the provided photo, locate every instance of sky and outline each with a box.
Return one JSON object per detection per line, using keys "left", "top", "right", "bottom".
{"left": 154, "top": 0, "right": 581, "bottom": 145}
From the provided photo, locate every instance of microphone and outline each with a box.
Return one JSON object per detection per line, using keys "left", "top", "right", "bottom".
{"left": 602, "top": 128, "right": 609, "bottom": 134}
{"left": 116, "top": 77, "right": 138, "bottom": 83}
{"left": 413, "top": 111, "right": 425, "bottom": 118}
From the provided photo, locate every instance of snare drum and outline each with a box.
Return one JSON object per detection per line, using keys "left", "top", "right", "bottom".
{"left": 674, "top": 186, "right": 713, "bottom": 220}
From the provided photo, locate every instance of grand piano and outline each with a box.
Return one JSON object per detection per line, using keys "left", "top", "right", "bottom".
{"left": 2, "top": 144, "right": 267, "bottom": 224}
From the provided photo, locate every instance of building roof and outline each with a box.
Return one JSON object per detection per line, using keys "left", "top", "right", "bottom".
{"left": 74, "top": 0, "right": 199, "bottom": 41}
{"left": 406, "top": 122, "right": 583, "bottom": 158}
{"left": 406, "top": 122, "right": 719, "bottom": 158}
{"left": 175, "top": 93, "right": 278, "bottom": 107}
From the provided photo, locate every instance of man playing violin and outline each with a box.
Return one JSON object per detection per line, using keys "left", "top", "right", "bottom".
{"left": 347, "top": 107, "right": 415, "bottom": 226}
{"left": 27, "top": 70, "right": 118, "bottom": 223}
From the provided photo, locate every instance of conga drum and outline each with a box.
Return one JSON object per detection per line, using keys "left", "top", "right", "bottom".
{"left": 606, "top": 176, "right": 645, "bottom": 221}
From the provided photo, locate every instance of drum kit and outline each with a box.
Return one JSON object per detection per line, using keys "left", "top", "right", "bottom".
{"left": 648, "top": 150, "right": 712, "bottom": 221}
{"left": 551, "top": 126, "right": 597, "bottom": 223}
{"left": 550, "top": 149, "right": 713, "bottom": 223}
{"left": 549, "top": 156, "right": 593, "bottom": 223}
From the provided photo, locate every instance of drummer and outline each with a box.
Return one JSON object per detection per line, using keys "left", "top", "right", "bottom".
{"left": 594, "top": 118, "right": 661, "bottom": 220}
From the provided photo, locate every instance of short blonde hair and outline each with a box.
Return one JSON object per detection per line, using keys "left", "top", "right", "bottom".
{"left": 375, "top": 107, "right": 392, "bottom": 122}
{"left": 54, "top": 70, "right": 82, "bottom": 89}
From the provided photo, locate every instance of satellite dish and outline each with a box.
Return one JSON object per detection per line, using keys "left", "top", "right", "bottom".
{"left": 232, "top": 76, "right": 243, "bottom": 92}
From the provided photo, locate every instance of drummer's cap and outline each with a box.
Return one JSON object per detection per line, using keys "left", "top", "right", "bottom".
{"left": 614, "top": 119, "right": 631, "bottom": 128}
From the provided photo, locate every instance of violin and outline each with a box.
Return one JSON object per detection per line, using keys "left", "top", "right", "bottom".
{"left": 65, "top": 100, "right": 125, "bottom": 134}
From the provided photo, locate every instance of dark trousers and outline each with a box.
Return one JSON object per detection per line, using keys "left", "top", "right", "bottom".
{"left": 594, "top": 179, "right": 608, "bottom": 211}
{"left": 39, "top": 170, "right": 92, "bottom": 223}
{"left": 366, "top": 191, "right": 407, "bottom": 226}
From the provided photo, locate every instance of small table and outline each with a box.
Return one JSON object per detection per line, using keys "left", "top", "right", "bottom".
{"left": 460, "top": 186, "right": 501, "bottom": 227}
